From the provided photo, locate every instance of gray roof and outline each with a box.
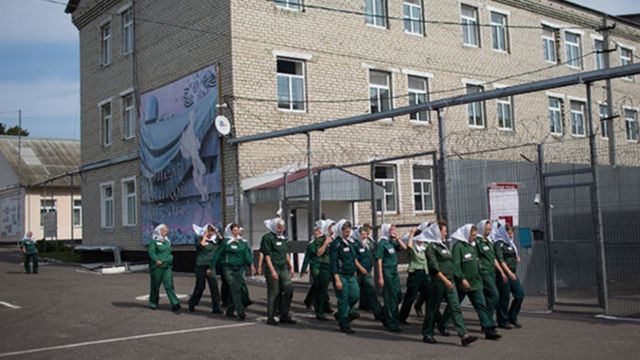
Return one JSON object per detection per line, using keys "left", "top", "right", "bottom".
{"left": 0, "top": 136, "right": 80, "bottom": 188}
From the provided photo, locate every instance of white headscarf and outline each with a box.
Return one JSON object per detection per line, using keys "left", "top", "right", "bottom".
{"left": 477, "top": 220, "right": 491, "bottom": 240}
{"left": 193, "top": 223, "right": 217, "bottom": 243}
{"left": 379, "top": 223, "right": 392, "bottom": 242}
{"left": 264, "top": 218, "right": 286, "bottom": 239}
{"left": 493, "top": 221, "right": 519, "bottom": 256}
{"left": 152, "top": 224, "right": 169, "bottom": 243}
{"left": 417, "top": 222, "right": 445, "bottom": 245}
{"left": 351, "top": 226, "right": 373, "bottom": 249}
{"left": 334, "top": 219, "right": 352, "bottom": 242}
{"left": 319, "top": 219, "right": 335, "bottom": 238}
{"left": 449, "top": 224, "right": 475, "bottom": 249}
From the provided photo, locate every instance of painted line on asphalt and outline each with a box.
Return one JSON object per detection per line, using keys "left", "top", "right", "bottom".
{"left": 0, "top": 301, "right": 20, "bottom": 310}
{"left": 0, "top": 322, "right": 256, "bottom": 358}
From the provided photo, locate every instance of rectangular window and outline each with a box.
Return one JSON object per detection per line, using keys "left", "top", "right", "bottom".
{"left": 122, "top": 178, "right": 137, "bottom": 226}
{"left": 412, "top": 165, "right": 433, "bottom": 212}
{"left": 594, "top": 39, "right": 604, "bottom": 70}
{"left": 542, "top": 25, "right": 558, "bottom": 63}
{"left": 625, "top": 108, "right": 638, "bottom": 142}
{"left": 100, "top": 183, "right": 114, "bottom": 228}
{"left": 599, "top": 104, "right": 609, "bottom": 139}
{"left": 101, "top": 102, "right": 112, "bottom": 146}
{"left": 365, "top": 0, "right": 387, "bottom": 28}
{"left": 101, "top": 22, "right": 112, "bottom": 66}
{"left": 121, "top": 7, "right": 134, "bottom": 55}
{"left": 621, "top": 47, "right": 634, "bottom": 81}
{"left": 565, "top": 32, "right": 582, "bottom": 69}
{"left": 408, "top": 76, "right": 429, "bottom": 122}
{"left": 466, "top": 84, "right": 485, "bottom": 128}
{"left": 549, "top": 97, "right": 564, "bottom": 135}
{"left": 276, "top": 0, "right": 302, "bottom": 11}
{"left": 277, "top": 58, "right": 306, "bottom": 111}
{"left": 369, "top": 70, "right": 392, "bottom": 114}
{"left": 40, "top": 199, "right": 56, "bottom": 228}
{"left": 497, "top": 96, "right": 514, "bottom": 130}
{"left": 490, "top": 12, "right": 509, "bottom": 52}
{"left": 73, "top": 199, "right": 82, "bottom": 227}
{"left": 461, "top": 4, "right": 480, "bottom": 47}
{"left": 570, "top": 100, "right": 586, "bottom": 137}
{"left": 123, "top": 93, "right": 135, "bottom": 139}
{"left": 374, "top": 165, "right": 397, "bottom": 213}
{"left": 403, "top": 0, "right": 423, "bottom": 35}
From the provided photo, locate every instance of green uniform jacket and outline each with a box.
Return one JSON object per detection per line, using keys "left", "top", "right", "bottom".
{"left": 310, "top": 236, "right": 332, "bottom": 269}
{"left": 407, "top": 245, "right": 429, "bottom": 274}
{"left": 260, "top": 232, "right": 289, "bottom": 270}
{"left": 330, "top": 237, "right": 357, "bottom": 275}
{"left": 451, "top": 241, "right": 482, "bottom": 292}
{"left": 213, "top": 239, "right": 253, "bottom": 269}
{"left": 20, "top": 238, "right": 38, "bottom": 254}
{"left": 375, "top": 238, "right": 400, "bottom": 272}
{"left": 355, "top": 239, "right": 375, "bottom": 273}
{"left": 301, "top": 240, "right": 318, "bottom": 273}
{"left": 194, "top": 235, "right": 219, "bottom": 266}
{"left": 494, "top": 240, "right": 518, "bottom": 273}
{"left": 148, "top": 238, "right": 173, "bottom": 270}
{"left": 426, "top": 242, "right": 454, "bottom": 280}
{"left": 476, "top": 236, "right": 497, "bottom": 274}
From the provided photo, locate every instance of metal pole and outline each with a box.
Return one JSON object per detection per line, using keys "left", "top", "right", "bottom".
{"left": 370, "top": 162, "right": 378, "bottom": 239}
{"left": 70, "top": 173, "right": 74, "bottom": 243}
{"left": 306, "top": 132, "right": 313, "bottom": 241}
{"left": 537, "top": 144, "right": 555, "bottom": 311}
{"left": 586, "top": 82, "right": 609, "bottom": 314}
{"left": 436, "top": 109, "right": 448, "bottom": 222}
{"left": 602, "top": 16, "right": 616, "bottom": 166}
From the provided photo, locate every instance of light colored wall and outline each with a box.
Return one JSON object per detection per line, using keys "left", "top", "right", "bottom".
{"left": 23, "top": 189, "right": 82, "bottom": 240}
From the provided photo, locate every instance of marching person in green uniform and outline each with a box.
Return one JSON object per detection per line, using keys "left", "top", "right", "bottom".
{"left": 19, "top": 231, "right": 38, "bottom": 274}
{"left": 302, "top": 221, "right": 333, "bottom": 319}
{"left": 375, "top": 223, "right": 407, "bottom": 332}
{"left": 330, "top": 219, "right": 360, "bottom": 334}
{"left": 399, "top": 222, "right": 432, "bottom": 324}
{"left": 443, "top": 224, "right": 501, "bottom": 340}
{"left": 213, "top": 223, "right": 255, "bottom": 321}
{"left": 188, "top": 224, "right": 223, "bottom": 314}
{"left": 148, "top": 224, "right": 181, "bottom": 312}
{"left": 476, "top": 220, "right": 508, "bottom": 323}
{"left": 352, "top": 224, "right": 385, "bottom": 323}
{"left": 421, "top": 221, "right": 478, "bottom": 346}
{"left": 260, "top": 218, "right": 297, "bottom": 326}
{"left": 301, "top": 224, "right": 322, "bottom": 309}
{"left": 494, "top": 222, "right": 525, "bottom": 329}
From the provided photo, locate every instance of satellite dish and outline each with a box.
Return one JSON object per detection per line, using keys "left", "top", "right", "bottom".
{"left": 214, "top": 115, "right": 231, "bottom": 136}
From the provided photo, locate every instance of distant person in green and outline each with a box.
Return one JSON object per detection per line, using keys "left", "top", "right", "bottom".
{"left": 399, "top": 222, "right": 432, "bottom": 324}
{"left": 260, "top": 218, "right": 297, "bottom": 326}
{"left": 213, "top": 223, "right": 255, "bottom": 321}
{"left": 301, "top": 224, "right": 322, "bottom": 309}
{"left": 476, "top": 220, "right": 507, "bottom": 323}
{"left": 301, "top": 221, "right": 333, "bottom": 320}
{"left": 188, "top": 223, "right": 222, "bottom": 314}
{"left": 330, "top": 219, "right": 360, "bottom": 334}
{"left": 147, "top": 224, "right": 181, "bottom": 312}
{"left": 19, "top": 231, "right": 38, "bottom": 274}
{"left": 352, "top": 224, "right": 385, "bottom": 323}
{"left": 375, "top": 223, "right": 407, "bottom": 332}
{"left": 443, "top": 224, "right": 501, "bottom": 340}
{"left": 421, "top": 221, "right": 478, "bottom": 346}
{"left": 493, "top": 222, "right": 525, "bottom": 329}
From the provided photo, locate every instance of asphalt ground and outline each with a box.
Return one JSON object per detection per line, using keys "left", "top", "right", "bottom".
{"left": 1, "top": 247, "right": 639, "bottom": 360}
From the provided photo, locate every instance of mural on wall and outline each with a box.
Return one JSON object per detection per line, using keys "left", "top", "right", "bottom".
{"left": 139, "top": 65, "right": 222, "bottom": 245}
{"left": 0, "top": 188, "right": 22, "bottom": 242}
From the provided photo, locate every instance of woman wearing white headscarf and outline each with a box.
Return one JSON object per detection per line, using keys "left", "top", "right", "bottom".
{"left": 19, "top": 231, "right": 38, "bottom": 274}
{"left": 493, "top": 222, "right": 525, "bottom": 329}
{"left": 330, "top": 219, "right": 360, "bottom": 334}
{"left": 260, "top": 218, "right": 296, "bottom": 326}
{"left": 188, "top": 224, "right": 222, "bottom": 314}
{"left": 442, "top": 224, "right": 501, "bottom": 340}
{"left": 302, "top": 220, "right": 334, "bottom": 319}
{"left": 421, "top": 221, "right": 478, "bottom": 346}
{"left": 375, "top": 223, "right": 407, "bottom": 332}
{"left": 399, "top": 222, "right": 431, "bottom": 323}
{"left": 147, "top": 224, "right": 181, "bottom": 312}
{"left": 475, "top": 220, "right": 507, "bottom": 324}
{"left": 352, "top": 224, "right": 385, "bottom": 323}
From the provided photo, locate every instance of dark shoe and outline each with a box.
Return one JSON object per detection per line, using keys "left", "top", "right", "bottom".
{"left": 171, "top": 304, "right": 182, "bottom": 313}
{"left": 33, "top": 272, "right": 38, "bottom": 274}
{"left": 316, "top": 315, "right": 329, "bottom": 321}
{"left": 226, "top": 312, "right": 235, "bottom": 318}
{"left": 238, "top": 312, "right": 246, "bottom": 321}
{"left": 304, "top": 301, "right": 312, "bottom": 310}
{"left": 348, "top": 312, "right": 360, "bottom": 321}
{"left": 188, "top": 304, "right": 195, "bottom": 312}
{"left": 422, "top": 336, "right": 438, "bottom": 344}
{"left": 245, "top": 300, "right": 253, "bottom": 308}
{"left": 509, "top": 321, "right": 522, "bottom": 328}
{"left": 340, "top": 327, "right": 356, "bottom": 334}
{"left": 498, "top": 323, "right": 512, "bottom": 330}
{"left": 485, "top": 330, "right": 502, "bottom": 340}
{"left": 212, "top": 309, "right": 223, "bottom": 314}
{"left": 414, "top": 305, "right": 424, "bottom": 318}
{"left": 280, "top": 317, "right": 297, "bottom": 325}
{"left": 333, "top": 312, "right": 340, "bottom": 321}
{"left": 387, "top": 327, "right": 402, "bottom": 333}
{"left": 266, "top": 318, "right": 279, "bottom": 326}
{"left": 461, "top": 335, "right": 479, "bottom": 347}
{"left": 325, "top": 307, "right": 334, "bottom": 313}
{"left": 438, "top": 327, "right": 450, "bottom": 337}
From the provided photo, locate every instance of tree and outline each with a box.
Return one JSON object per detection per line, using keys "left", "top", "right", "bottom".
{"left": 0, "top": 123, "right": 29, "bottom": 136}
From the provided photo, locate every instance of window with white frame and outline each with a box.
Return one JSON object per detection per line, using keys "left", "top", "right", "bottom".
{"left": 365, "top": 0, "right": 387, "bottom": 28}
{"left": 620, "top": 47, "right": 634, "bottom": 81}
{"left": 101, "top": 102, "right": 112, "bottom": 146}
{"left": 599, "top": 104, "right": 609, "bottom": 139}
{"left": 101, "top": 22, "right": 112, "bottom": 66}
{"left": 412, "top": 165, "right": 433, "bottom": 212}
{"left": 40, "top": 199, "right": 56, "bottom": 228}
{"left": 403, "top": 0, "right": 423, "bottom": 35}
{"left": 276, "top": 0, "right": 302, "bottom": 11}
{"left": 542, "top": 25, "right": 558, "bottom": 63}
{"left": 490, "top": 11, "right": 509, "bottom": 52}
{"left": 408, "top": 76, "right": 429, "bottom": 122}
{"left": 369, "top": 70, "right": 392, "bottom": 114}
{"left": 565, "top": 32, "right": 582, "bottom": 68}
{"left": 625, "top": 108, "right": 638, "bottom": 142}
{"left": 100, "top": 183, "right": 114, "bottom": 228}
{"left": 277, "top": 58, "right": 305, "bottom": 111}
{"left": 73, "top": 199, "right": 82, "bottom": 227}
{"left": 570, "top": 100, "right": 586, "bottom": 137}
{"left": 497, "top": 96, "right": 514, "bottom": 130}
{"left": 549, "top": 97, "right": 564, "bottom": 135}
{"left": 123, "top": 93, "right": 135, "bottom": 139}
{"left": 594, "top": 39, "right": 604, "bottom": 70}
{"left": 461, "top": 4, "right": 480, "bottom": 47}
{"left": 466, "top": 84, "right": 485, "bottom": 127}
{"left": 121, "top": 7, "right": 134, "bottom": 55}
{"left": 122, "top": 178, "right": 137, "bottom": 226}
{"left": 374, "top": 165, "right": 397, "bottom": 213}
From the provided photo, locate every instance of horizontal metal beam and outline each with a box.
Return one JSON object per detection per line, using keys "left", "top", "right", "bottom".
{"left": 229, "top": 63, "right": 640, "bottom": 145}
{"left": 337, "top": 150, "right": 437, "bottom": 169}
{"left": 546, "top": 181, "right": 593, "bottom": 190}
{"left": 543, "top": 168, "right": 593, "bottom": 178}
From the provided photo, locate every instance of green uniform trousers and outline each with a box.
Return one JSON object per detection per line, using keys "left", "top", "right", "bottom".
{"left": 149, "top": 266, "right": 180, "bottom": 309}
{"left": 357, "top": 273, "right": 384, "bottom": 321}
{"left": 422, "top": 279, "right": 467, "bottom": 337}
{"left": 442, "top": 287, "right": 496, "bottom": 331}
{"left": 399, "top": 270, "right": 430, "bottom": 321}
{"left": 335, "top": 274, "right": 359, "bottom": 329}
{"left": 266, "top": 268, "right": 293, "bottom": 320}
{"left": 382, "top": 271, "right": 402, "bottom": 330}
{"left": 24, "top": 253, "right": 38, "bottom": 274}
{"left": 313, "top": 267, "right": 332, "bottom": 317}
{"left": 188, "top": 265, "right": 221, "bottom": 311}
{"left": 224, "top": 266, "right": 248, "bottom": 316}
{"left": 496, "top": 274, "right": 525, "bottom": 325}
{"left": 481, "top": 271, "right": 500, "bottom": 321}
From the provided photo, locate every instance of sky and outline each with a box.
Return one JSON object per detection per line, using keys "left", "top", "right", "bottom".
{"left": 0, "top": 0, "right": 639, "bottom": 140}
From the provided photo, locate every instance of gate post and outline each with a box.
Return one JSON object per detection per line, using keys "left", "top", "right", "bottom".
{"left": 537, "top": 143, "right": 554, "bottom": 311}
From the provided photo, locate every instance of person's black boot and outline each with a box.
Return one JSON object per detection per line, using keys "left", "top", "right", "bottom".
{"left": 461, "top": 335, "right": 478, "bottom": 347}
